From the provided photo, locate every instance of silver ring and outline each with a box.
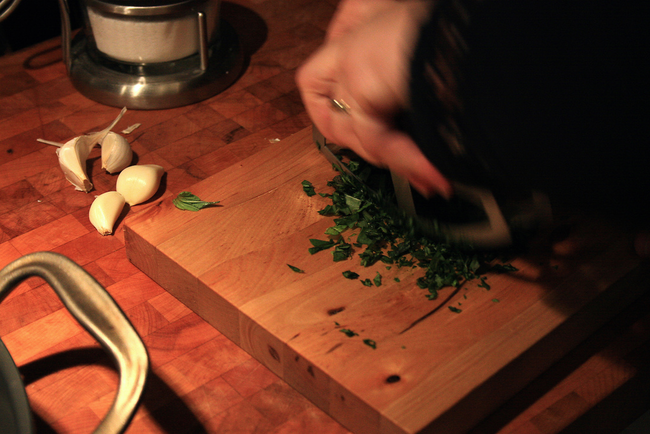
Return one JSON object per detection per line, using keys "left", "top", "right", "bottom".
{"left": 330, "top": 98, "right": 351, "bottom": 114}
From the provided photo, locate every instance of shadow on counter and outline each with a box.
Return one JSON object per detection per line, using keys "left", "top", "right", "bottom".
{"left": 20, "top": 347, "right": 208, "bottom": 433}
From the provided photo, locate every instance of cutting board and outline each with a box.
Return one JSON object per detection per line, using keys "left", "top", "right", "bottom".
{"left": 123, "top": 127, "right": 650, "bottom": 434}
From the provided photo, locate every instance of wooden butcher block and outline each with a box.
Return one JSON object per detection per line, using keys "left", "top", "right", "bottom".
{"left": 123, "top": 127, "right": 650, "bottom": 434}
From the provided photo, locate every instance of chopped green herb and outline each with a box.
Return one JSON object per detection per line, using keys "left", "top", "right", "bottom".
{"left": 302, "top": 180, "right": 316, "bottom": 196}
{"left": 394, "top": 277, "right": 400, "bottom": 283}
{"left": 332, "top": 243, "right": 353, "bottom": 262}
{"left": 373, "top": 272, "right": 382, "bottom": 287}
{"left": 308, "top": 239, "right": 336, "bottom": 254}
{"left": 363, "top": 339, "right": 377, "bottom": 349}
{"left": 325, "top": 224, "right": 348, "bottom": 236}
{"left": 478, "top": 277, "right": 491, "bottom": 290}
{"left": 492, "top": 298, "right": 500, "bottom": 303}
{"left": 448, "top": 306, "right": 462, "bottom": 313}
{"left": 492, "top": 263, "right": 519, "bottom": 273}
{"left": 340, "top": 329, "right": 358, "bottom": 337}
{"left": 173, "top": 191, "right": 219, "bottom": 211}
{"left": 342, "top": 270, "right": 359, "bottom": 279}
{"left": 287, "top": 264, "right": 304, "bottom": 273}
{"left": 305, "top": 159, "right": 517, "bottom": 302}
{"left": 359, "top": 248, "right": 384, "bottom": 267}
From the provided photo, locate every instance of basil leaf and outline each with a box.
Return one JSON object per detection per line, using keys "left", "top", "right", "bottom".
{"left": 173, "top": 191, "right": 219, "bottom": 211}
{"left": 342, "top": 270, "right": 359, "bottom": 279}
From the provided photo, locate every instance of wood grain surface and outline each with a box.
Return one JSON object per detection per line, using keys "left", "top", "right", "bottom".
{"left": 1, "top": 1, "right": 650, "bottom": 433}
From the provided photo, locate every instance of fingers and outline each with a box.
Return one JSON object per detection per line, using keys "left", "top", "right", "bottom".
{"left": 350, "top": 111, "right": 453, "bottom": 199}
{"left": 326, "top": 0, "right": 396, "bottom": 41}
{"left": 297, "top": 46, "right": 452, "bottom": 199}
{"left": 297, "top": 46, "right": 349, "bottom": 149}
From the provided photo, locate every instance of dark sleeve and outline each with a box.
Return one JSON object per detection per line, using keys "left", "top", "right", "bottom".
{"left": 401, "top": 0, "right": 650, "bottom": 217}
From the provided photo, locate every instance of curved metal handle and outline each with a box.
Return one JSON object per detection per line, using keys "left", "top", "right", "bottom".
{"left": 56, "top": 0, "right": 72, "bottom": 73}
{"left": 0, "top": 0, "right": 23, "bottom": 22}
{"left": 0, "top": 252, "right": 148, "bottom": 434}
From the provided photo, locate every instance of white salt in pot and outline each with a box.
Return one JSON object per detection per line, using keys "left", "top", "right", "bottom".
{"left": 83, "top": 0, "right": 221, "bottom": 63}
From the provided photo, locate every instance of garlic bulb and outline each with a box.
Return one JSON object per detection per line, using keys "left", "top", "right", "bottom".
{"left": 89, "top": 191, "right": 126, "bottom": 235}
{"left": 116, "top": 164, "right": 165, "bottom": 206}
{"left": 101, "top": 132, "right": 133, "bottom": 174}
{"left": 56, "top": 135, "right": 97, "bottom": 192}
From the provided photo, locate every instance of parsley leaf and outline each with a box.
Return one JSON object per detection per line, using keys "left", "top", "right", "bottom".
{"left": 363, "top": 339, "right": 377, "bottom": 349}
{"left": 308, "top": 239, "right": 336, "bottom": 254}
{"left": 342, "top": 270, "right": 359, "bottom": 279}
{"left": 301, "top": 180, "right": 316, "bottom": 196}
{"left": 340, "top": 329, "right": 358, "bottom": 337}
{"left": 332, "top": 243, "right": 353, "bottom": 262}
{"left": 491, "top": 263, "right": 519, "bottom": 273}
{"left": 287, "top": 264, "right": 304, "bottom": 273}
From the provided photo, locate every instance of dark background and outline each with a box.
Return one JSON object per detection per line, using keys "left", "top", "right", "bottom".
{"left": 1, "top": 0, "right": 82, "bottom": 56}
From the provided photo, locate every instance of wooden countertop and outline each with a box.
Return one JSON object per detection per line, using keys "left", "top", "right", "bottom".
{"left": 1, "top": 1, "right": 649, "bottom": 433}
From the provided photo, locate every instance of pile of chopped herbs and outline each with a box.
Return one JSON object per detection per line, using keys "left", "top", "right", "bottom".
{"left": 305, "top": 159, "right": 516, "bottom": 301}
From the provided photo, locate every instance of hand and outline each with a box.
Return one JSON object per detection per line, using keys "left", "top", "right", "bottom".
{"left": 296, "top": 0, "right": 452, "bottom": 199}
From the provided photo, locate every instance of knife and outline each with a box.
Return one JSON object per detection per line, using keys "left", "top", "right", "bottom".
{"left": 312, "top": 127, "right": 552, "bottom": 249}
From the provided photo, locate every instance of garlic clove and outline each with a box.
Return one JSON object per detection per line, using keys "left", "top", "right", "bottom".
{"left": 43, "top": 107, "right": 128, "bottom": 193}
{"left": 101, "top": 131, "right": 133, "bottom": 174}
{"left": 116, "top": 164, "right": 165, "bottom": 206}
{"left": 89, "top": 191, "right": 126, "bottom": 235}
{"left": 57, "top": 135, "right": 98, "bottom": 192}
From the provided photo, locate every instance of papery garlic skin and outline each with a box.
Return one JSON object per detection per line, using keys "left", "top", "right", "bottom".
{"left": 57, "top": 136, "right": 97, "bottom": 192}
{"left": 101, "top": 132, "right": 133, "bottom": 174}
{"left": 116, "top": 164, "right": 165, "bottom": 206}
{"left": 89, "top": 191, "right": 126, "bottom": 235}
